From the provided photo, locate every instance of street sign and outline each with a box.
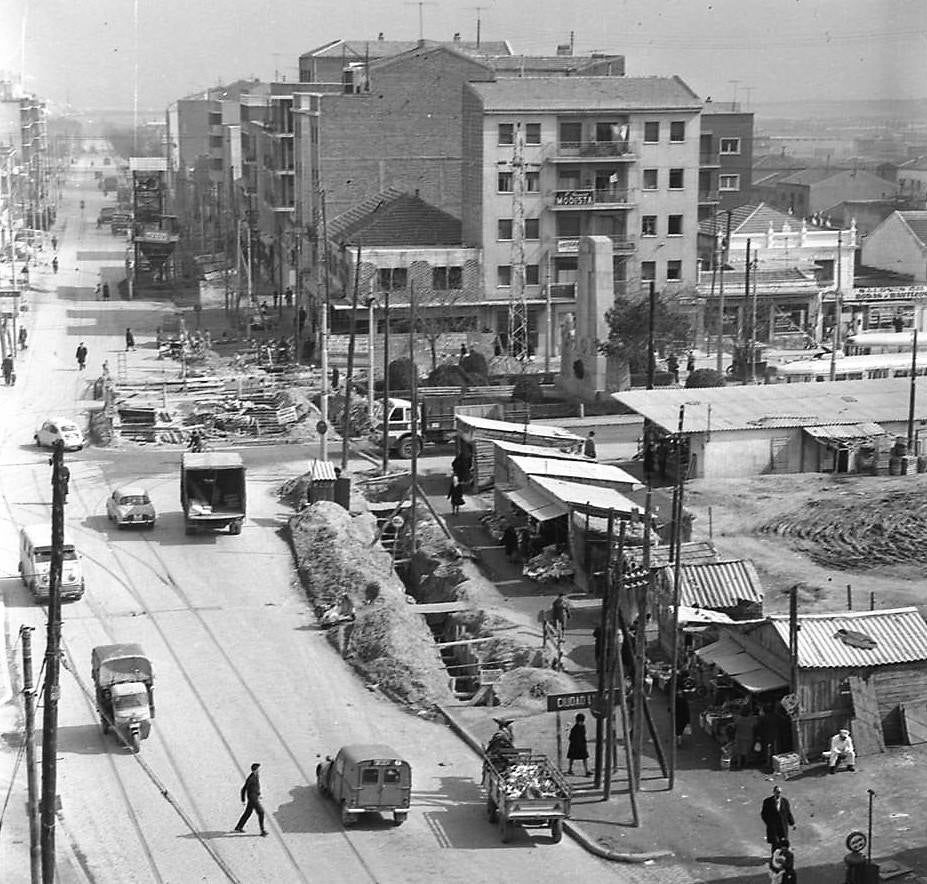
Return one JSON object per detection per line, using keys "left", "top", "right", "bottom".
{"left": 316, "top": 420, "right": 328, "bottom": 435}
{"left": 846, "top": 831, "right": 867, "bottom": 854}
{"left": 546, "top": 690, "right": 598, "bottom": 713}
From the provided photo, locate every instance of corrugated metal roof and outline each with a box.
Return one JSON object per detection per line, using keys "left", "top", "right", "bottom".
{"left": 509, "top": 455, "right": 640, "bottom": 488}
{"left": 457, "top": 413, "right": 583, "bottom": 442}
{"left": 308, "top": 459, "right": 338, "bottom": 481}
{"left": 529, "top": 475, "right": 638, "bottom": 514}
{"left": 672, "top": 560, "right": 763, "bottom": 610}
{"left": 803, "top": 422, "right": 886, "bottom": 442}
{"left": 493, "top": 440, "right": 585, "bottom": 461}
{"left": 503, "top": 486, "right": 569, "bottom": 522}
{"left": 625, "top": 541, "right": 719, "bottom": 569}
{"left": 613, "top": 377, "right": 927, "bottom": 433}
{"left": 767, "top": 607, "right": 927, "bottom": 669}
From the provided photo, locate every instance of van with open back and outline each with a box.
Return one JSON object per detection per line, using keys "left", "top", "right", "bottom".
{"left": 180, "top": 451, "right": 246, "bottom": 535}
{"left": 18, "top": 523, "right": 85, "bottom": 601}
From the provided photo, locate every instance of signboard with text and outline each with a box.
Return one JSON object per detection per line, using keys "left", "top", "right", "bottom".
{"left": 546, "top": 690, "right": 598, "bottom": 713}
{"left": 554, "top": 189, "right": 594, "bottom": 208}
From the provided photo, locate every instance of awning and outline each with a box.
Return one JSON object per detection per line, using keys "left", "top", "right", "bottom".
{"left": 502, "top": 486, "right": 568, "bottom": 522}
{"left": 696, "top": 638, "right": 789, "bottom": 693}
{"left": 803, "top": 422, "right": 886, "bottom": 443}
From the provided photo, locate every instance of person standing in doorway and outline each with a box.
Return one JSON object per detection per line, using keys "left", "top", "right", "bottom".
{"left": 566, "top": 713, "right": 590, "bottom": 776}
{"left": 234, "top": 763, "right": 267, "bottom": 836}
{"left": 125, "top": 328, "right": 135, "bottom": 351}
{"left": 76, "top": 342, "right": 88, "bottom": 370}
{"left": 760, "top": 785, "right": 795, "bottom": 856}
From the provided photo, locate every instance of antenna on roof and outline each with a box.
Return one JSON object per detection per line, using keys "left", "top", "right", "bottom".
{"left": 467, "top": 5, "right": 489, "bottom": 48}
{"left": 404, "top": 1, "right": 436, "bottom": 41}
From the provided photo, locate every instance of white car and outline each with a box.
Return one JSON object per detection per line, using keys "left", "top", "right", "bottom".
{"left": 106, "top": 486, "right": 156, "bottom": 529}
{"left": 35, "top": 418, "right": 84, "bottom": 451}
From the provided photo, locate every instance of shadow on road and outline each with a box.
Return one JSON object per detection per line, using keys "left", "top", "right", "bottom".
{"left": 273, "top": 784, "right": 341, "bottom": 835}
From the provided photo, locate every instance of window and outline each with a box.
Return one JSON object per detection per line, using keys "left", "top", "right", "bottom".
{"left": 526, "top": 171, "right": 540, "bottom": 192}
{"left": 448, "top": 266, "right": 463, "bottom": 289}
{"left": 670, "top": 121, "right": 686, "bottom": 142}
{"left": 641, "top": 261, "right": 656, "bottom": 281}
{"left": 667, "top": 259, "right": 682, "bottom": 281}
{"left": 560, "top": 121, "right": 582, "bottom": 146}
{"left": 720, "top": 137, "right": 741, "bottom": 155}
{"left": 497, "top": 218, "right": 513, "bottom": 240}
{"left": 432, "top": 266, "right": 463, "bottom": 290}
{"left": 497, "top": 265, "right": 512, "bottom": 286}
{"left": 641, "top": 215, "right": 657, "bottom": 236}
{"left": 383, "top": 768, "right": 401, "bottom": 784}
{"left": 497, "top": 171, "right": 513, "bottom": 192}
{"left": 644, "top": 121, "right": 660, "bottom": 143}
{"left": 667, "top": 214, "right": 683, "bottom": 235}
{"left": 557, "top": 215, "right": 580, "bottom": 237}
{"left": 524, "top": 218, "right": 540, "bottom": 240}
{"left": 719, "top": 174, "right": 741, "bottom": 192}
{"left": 525, "top": 123, "right": 541, "bottom": 144}
{"left": 361, "top": 768, "right": 380, "bottom": 785}
{"left": 668, "top": 168, "right": 684, "bottom": 189}
{"left": 377, "top": 267, "right": 407, "bottom": 291}
{"left": 526, "top": 264, "right": 540, "bottom": 285}
{"left": 498, "top": 123, "right": 514, "bottom": 145}
{"left": 643, "top": 169, "right": 658, "bottom": 190}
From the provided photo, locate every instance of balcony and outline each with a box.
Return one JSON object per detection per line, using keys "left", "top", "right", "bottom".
{"left": 698, "top": 189, "right": 720, "bottom": 204}
{"left": 556, "top": 235, "right": 636, "bottom": 254}
{"left": 547, "top": 140, "right": 636, "bottom": 162}
{"left": 699, "top": 151, "right": 721, "bottom": 168}
{"left": 548, "top": 282, "right": 577, "bottom": 299}
{"left": 550, "top": 187, "right": 636, "bottom": 210}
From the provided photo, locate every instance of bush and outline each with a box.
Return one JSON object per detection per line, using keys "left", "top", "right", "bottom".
{"left": 460, "top": 349, "right": 488, "bottom": 383}
{"left": 511, "top": 375, "right": 544, "bottom": 404}
{"left": 428, "top": 364, "right": 469, "bottom": 388}
{"left": 685, "top": 368, "right": 726, "bottom": 388}
{"left": 388, "top": 357, "right": 415, "bottom": 390}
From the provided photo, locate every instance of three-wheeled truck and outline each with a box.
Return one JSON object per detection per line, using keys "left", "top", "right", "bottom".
{"left": 316, "top": 744, "right": 412, "bottom": 827}
{"left": 92, "top": 644, "right": 155, "bottom": 753}
{"left": 482, "top": 749, "right": 572, "bottom": 843}
{"left": 181, "top": 451, "right": 246, "bottom": 535}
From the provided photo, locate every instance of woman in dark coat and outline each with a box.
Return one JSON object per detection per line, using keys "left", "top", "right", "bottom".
{"left": 566, "top": 713, "right": 590, "bottom": 776}
{"left": 447, "top": 474, "right": 464, "bottom": 515}
{"left": 502, "top": 525, "right": 518, "bottom": 561}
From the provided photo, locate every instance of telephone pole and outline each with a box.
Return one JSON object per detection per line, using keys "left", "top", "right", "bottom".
{"left": 21, "top": 626, "right": 40, "bottom": 884}
{"left": 41, "top": 439, "right": 65, "bottom": 882}
{"left": 508, "top": 123, "right": 528, "bottom": 358}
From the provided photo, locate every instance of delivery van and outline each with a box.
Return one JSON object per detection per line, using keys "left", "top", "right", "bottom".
{"left": 18, "top": 524, "right": 86, "bottom": 602}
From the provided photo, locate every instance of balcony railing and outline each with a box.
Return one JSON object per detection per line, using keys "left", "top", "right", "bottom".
{"left": 698, "top": 189, "right": 720, "bottom": 203}
{"left": 552, "top": 140, "right": 636, "bottom": 160}
{"left": 548, "top": 282, "right": 577, "bottom": 299}
{"left": 551, "top": 187, "right": 635, "bottom": 208}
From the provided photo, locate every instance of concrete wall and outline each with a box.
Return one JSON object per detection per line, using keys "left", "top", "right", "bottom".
{"left": 697, "top": 427, "right": 803, "bottom": 478}
{"left": 863, "top": 213, "right": 927, "bottom": 282}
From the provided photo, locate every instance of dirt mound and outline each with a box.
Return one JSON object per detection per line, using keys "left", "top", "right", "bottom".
{"left": 289, "top": 501, "right": 454, "bottom": 707}
{"left": 757, "top": 479, "right": 927, "bottom": 571}
{"left": 493, "top": 667, "right": 582, "bottom": 713}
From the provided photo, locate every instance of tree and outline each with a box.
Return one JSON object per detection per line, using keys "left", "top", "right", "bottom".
{"left": 685, "top": 368, "right": 726, "bottom": 388}
{"left": 601, "top": 291, "right": 692, "bottom": 375}
{"left": 388, "top": 357, "right": 415, "bottom": 390}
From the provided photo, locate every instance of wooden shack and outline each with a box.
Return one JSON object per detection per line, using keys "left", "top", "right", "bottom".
{"left": 699, "top": 607, "right": 927, "bottom": 758}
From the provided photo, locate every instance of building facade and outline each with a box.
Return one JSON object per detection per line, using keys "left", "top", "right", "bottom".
{"left": 699, "top": 102, "right": 754, "bottom": 216}
{"left": 862, "top": 211, "right": 927, "bottom": 283}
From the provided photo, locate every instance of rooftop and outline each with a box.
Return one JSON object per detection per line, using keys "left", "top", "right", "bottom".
{"left": 899, "top": 211, "right": 927, "bottom": 248}
{"left": 300, "top": 38, "right": 512, "bottom": 61}
{"left": 613, "top": 377, "right": 927, "bottom": 433}
{"left": 766, "top": 607, "right": 927, "bottom": 669}
{"left": 529, "top": 475, "right": 639, "bottom": 515}
{"left": 467, "top": 75, "right": 702, "bottom": 112}
{"left": 508, "top": 454, "right": 640, "bottom": 487}
{"left": 486, "top": 54, "right": 624, "bottom": 75}
{"left": 698, "top": 203, "right": 800, "bottom": 238}
{"left": 327, "top": 190, "right": 462, "bottom": 247}
{"left": 670, "top": 560, "right": 764, "bottom": 610}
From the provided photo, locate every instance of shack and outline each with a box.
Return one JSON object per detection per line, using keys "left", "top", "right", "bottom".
{"left": 654, "top": 559, "right": 764, "bottom": 656}
{"left": 695, "top": 607, "right": 927, "bottom": 758}
{"left": 613, "top": 378, "right": 927, "bottom": 479}
{"left": 456, "top": 414, "right": 583, "bottom": 491}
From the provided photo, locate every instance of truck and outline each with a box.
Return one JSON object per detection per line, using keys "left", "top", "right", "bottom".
{"left": 482, "top": 749, "right": 571, "bottom": 843}
{"left": 372, "top": 394, "right": 530, "bottom": 459}
{"left": 180, "top": 452, "right": 246, "bottom": 535}
{"left": 92, "top": 643, "right": 155, "bottom": 753}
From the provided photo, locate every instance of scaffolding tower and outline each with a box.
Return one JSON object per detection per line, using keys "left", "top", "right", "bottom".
{"left": 507, "top": 123, "right": 529, "bottom": 358}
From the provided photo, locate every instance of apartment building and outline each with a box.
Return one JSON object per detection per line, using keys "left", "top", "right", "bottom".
{"left": 461, "top": 76, "right": 703, "bottom": 353}
{"left": 699, "top": 101, "right": 754, "bottom": 215}
{"left": 0, "top": 83, "right": 52, "bottom": 230}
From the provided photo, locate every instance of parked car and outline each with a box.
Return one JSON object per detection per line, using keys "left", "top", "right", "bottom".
{"left": 35, "top": 417, "right": 84, "bottom": 451}
{"left": 316, "top": 744, "right": 412, "bottom": 827}
{"left": 106, "top": 486, "right": 156, "bottom": 529}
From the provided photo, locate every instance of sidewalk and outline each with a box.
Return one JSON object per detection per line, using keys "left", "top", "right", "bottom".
{"left": 435, "top": 502, "right": 927, "bottom": 881}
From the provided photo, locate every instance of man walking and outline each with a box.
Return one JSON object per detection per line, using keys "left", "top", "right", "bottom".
{"left": 234, "top": 762, "right": 267, "bottom": 836}
{"left": 761, "top": 785, "right": 795, "bottom": 855}
{"left": 76, "top": 342, "right": 88, "bottom": 370}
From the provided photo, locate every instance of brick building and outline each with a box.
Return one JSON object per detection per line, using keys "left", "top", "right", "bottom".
{"left": 699, "top": 101, "right": 754, "bottom": 216}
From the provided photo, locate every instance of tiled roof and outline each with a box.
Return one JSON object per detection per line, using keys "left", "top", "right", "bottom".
{"left": 899, "top": 211, "right": 927, "bottom": 248}
{"left": 698, "top": 203, "right": 798, "bottom": 237}
{"left": 766, "top": 607, "right": 927, "bottom": 669}
{"left": 486, "top": 55, "right": 623, "bottom": 74}
{"left": 301, "top": 38, "right": 511, "bottom": 60}
{"left": 779, "top": 168, "right": 841, "bottom": 186}
{"left": 327, "top": 190, "right": 462, "bottom": 247}
{"left": 613, "top": 377, "right": 927, "bottom": 433}
{"left": 673, "top": 560, "right": 763, "bottom": 610}
{"left": 468, "top": 75, "right": 701, "bottom": 112}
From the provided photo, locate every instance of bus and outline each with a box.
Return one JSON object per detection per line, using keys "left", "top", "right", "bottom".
{"left": 774, "top": 351, "right": 927, "bottom": 384}
{"left": 843, "top": 330, "right": 927, "bottom": 356}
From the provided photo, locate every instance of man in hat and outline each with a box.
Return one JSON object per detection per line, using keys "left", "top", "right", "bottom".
{"left": 234, "top": 762, "right": 267, "bottom": 836}
{"left": 486, "top": 718, "right": 515, "bottom": 769}
{"left": 761, "top": 785, "right": 795, "bottom": 856}
{"left": 828, "top": 728, "right": 856, "bottom": 773}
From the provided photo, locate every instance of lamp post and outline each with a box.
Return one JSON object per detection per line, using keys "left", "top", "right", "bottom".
{"left": 367, "top": 296, "right": 376, "bottom": 418}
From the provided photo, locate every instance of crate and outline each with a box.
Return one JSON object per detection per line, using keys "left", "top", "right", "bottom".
{"left": 772, "top": 752, "right": 801, "bottom": 778}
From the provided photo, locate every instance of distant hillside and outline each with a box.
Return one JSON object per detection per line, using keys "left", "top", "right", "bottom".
{"left": 753, "top": 98, "right": 927, "bottom": 123}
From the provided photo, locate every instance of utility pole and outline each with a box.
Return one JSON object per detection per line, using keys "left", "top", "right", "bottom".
{"left": 908, "top": 329, "right": 918, "bottom": 451}
{"left": 667, "top": 405, "right": 686, "bottom": 790}
{"left": 320, "top": 192, "right": 331, "bottom": 460}
{"left": 41, "top": 439, "right": 65, "bottom": 883}
{"left": 829, "top": 231, "right": 843, "bottom": 382}
{"left": 508, "top": 123, "right": 528, "bottom": 358}
{"left": 594, "top": 511, "right": 614, "bottom": 789}
{"left": 646, "top": 281, "right": 656, "bottom": 390}
{"left": 367, "top": 296, "right": 376, "bottom": 420}
{"left": 716, "top": 211, "right": 731, "bottom": 373}
{"left": 21, "top": 626, "right": 40, "bottom": 884}
{"left": 341, "top": 244, "right": 361, "bottom": 470}
{"left": 632, "top": 492, "right": 652, "bottom": 784}
{"left": 408, "top": 281, "right": 418, "bottom": 590}
{"left": 382, "top": 288, "right": 390, "bottom": 474}
{"left": 749, "top": 246, "right": 758, "bottom": 384}
{"left": 744, "top": 238, "right": 753, "bottom": 384}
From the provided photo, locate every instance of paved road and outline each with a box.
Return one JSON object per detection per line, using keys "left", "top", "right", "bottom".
{"left": 0, "top": 154, "right": 626, "bottom": 882}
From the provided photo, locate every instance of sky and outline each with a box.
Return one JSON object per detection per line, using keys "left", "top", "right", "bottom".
{"left": 1, "top": 0, "right": 925, "bottom": 114}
